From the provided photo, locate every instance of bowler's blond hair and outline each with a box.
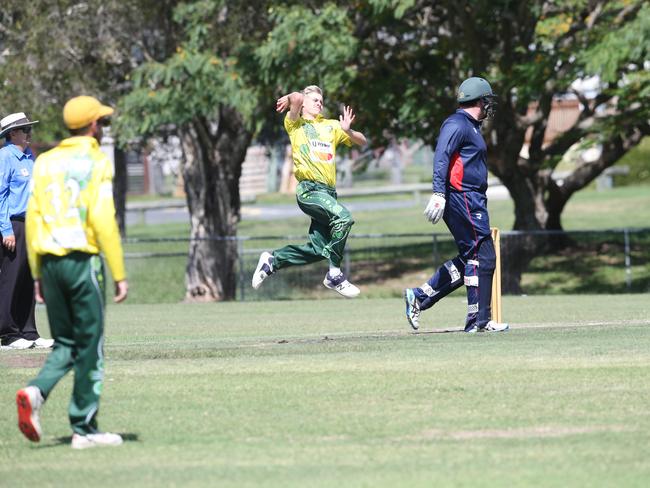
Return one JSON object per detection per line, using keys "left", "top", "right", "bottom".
{"left": 302, "top": 85, "right": 323, "bottom": 97}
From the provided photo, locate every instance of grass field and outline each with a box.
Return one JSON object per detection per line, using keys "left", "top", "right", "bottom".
{"left": 2, "top": 295, "right": 650, "bottom": 487}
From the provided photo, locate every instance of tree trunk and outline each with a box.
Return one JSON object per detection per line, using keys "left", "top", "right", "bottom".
{"left": 180, "top": 108, "right": 253, "bottom": 302}
{"left": 113, "top": 146, "right": 128, "bottom": 236}
{"left": 498, "top": 172, "right": 549, "bottom": 294}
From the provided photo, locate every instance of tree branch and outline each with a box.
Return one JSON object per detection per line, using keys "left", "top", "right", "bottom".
{"left": 560, "top": 122, "right": 649, "bottom": 195}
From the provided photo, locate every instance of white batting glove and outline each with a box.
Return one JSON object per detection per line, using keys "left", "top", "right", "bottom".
{"left": 424, "top": 193, "right": 446, "bottom": 224}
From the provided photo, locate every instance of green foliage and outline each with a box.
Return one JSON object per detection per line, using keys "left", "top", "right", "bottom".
{"left": 256, "top": 3, "right": 358, "bottom": 99}
{"left": 366, "top": 0, "right": 417, "bottom": 18}
{"left": 0, "top": 0, "right": 173, "bottom": 143}
{"left": 115, "top": 50, "right": 257, "bottom": 141}
{"left": 114, "top": 0, "right": 278, "bottom": 142}
{"left": 173, "top": 0, "right": 224, "bottom": 50}
{"left": 584, "top": 4, "right": 650, "bottom": 83}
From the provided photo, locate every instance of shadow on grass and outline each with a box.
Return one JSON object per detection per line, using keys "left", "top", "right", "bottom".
{"left": 38, "top": 432, "right": 140, "bottom": 449}
{"left": 411, "top": 328, "right": 465, "bottom": 334}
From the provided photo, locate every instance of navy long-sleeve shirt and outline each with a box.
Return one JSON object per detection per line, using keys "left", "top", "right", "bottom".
{"left": 432, "top": 109, "right": 488, "bottom": 195}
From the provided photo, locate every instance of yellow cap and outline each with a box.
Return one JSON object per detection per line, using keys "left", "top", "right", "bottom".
{"left": 63, "top": 96, "right": 114, "bottom": 130}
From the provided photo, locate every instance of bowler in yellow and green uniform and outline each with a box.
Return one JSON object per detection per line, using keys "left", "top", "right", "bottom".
{"left": 252, "top": 85, "right": 367, "bottom": 298}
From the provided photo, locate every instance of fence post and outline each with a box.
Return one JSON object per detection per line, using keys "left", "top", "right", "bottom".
{"left": 238, "top": 238, "right": 246, "bottom": 301}
{"left": 624, "top": 228, "right": 632, "bottom": 291}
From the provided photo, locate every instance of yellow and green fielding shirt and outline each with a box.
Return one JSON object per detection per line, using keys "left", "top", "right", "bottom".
{"left": 26, "top": 136, "right": 126, "bottom": 281}
{"left": 284, "top": 113, "right": 352, "bottom": 188}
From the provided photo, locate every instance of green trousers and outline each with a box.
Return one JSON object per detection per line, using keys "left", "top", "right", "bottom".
{"left": 274, "top": 180, "right": 354, "bottom": 270}
{"left": 29, "top": 252, "right": 106, "bottom": 435}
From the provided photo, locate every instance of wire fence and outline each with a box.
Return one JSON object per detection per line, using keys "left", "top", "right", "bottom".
{"left": 121, "top": 228, "right": 650, "bottom": 303}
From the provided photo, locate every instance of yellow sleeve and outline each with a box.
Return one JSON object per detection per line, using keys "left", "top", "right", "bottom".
{"left": 284, "top": 113, "right": 301, "bottom": 135}
{"left": 88, "top": 158, "right": 126, "bottom": 281}
{"left": 334, "top": 121, "right": 352, "bottom": 147}
{"left": 25, "top": 177, "right": 42, "bottom": 279}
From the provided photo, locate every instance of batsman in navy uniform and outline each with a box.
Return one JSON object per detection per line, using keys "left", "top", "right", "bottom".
{"left": 404, "top": 77, "right": 509, "bottom": 333}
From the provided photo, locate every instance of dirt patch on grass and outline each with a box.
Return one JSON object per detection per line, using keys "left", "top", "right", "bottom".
{"left": 405, "top": 425, "right": 628, "bottom": 441}
{"left": 0, "top": 353, "right": 46, "bottom": 369}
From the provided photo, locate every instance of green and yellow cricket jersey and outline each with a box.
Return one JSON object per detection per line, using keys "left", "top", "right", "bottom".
{"left": 285, "top": 113, "right": 352, "bottom": 188}
{"left": 26, "top": 136, "right": 125, "bottom": 281}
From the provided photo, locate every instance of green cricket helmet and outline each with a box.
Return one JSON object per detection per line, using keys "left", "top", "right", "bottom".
{"left": 457, "top": 77, "right": 494, "bottom": 103}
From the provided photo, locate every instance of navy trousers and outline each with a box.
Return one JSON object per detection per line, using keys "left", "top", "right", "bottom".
{"left": 413, "top": 190, "right": 496, "bottom": 330}
{"left": 0, "top": 219, "right": 38, "bottom": 344}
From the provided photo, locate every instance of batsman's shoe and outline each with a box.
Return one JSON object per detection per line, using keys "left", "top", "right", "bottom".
{"left": 404, "top": 288, "right": 421, "bottom": 330}
{"left": 323, "top": 272, "right": 360, "bottom": 298}
{"left": 16, "top": 386, "right": 44, "bottom": 442}
{"left": 466, "top": 321, "right": 509, "bottom": 333}
{"left": 252, "top": 251, "right": 274, "bottom": 289}
{"left": 71, "top": 432, "right": 123, "bottom": 450}
{"left": 484, "top": 320, "right": 509, "bottom": 332}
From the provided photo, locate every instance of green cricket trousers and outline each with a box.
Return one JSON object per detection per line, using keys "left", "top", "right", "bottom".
{"left": 29, "top": 252, "right": 106, "bottom": 435}
{"left": 273, "top": 180, "right": 354, "bottom": 269}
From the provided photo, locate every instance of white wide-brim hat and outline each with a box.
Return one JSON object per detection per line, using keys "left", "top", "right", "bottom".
{"left": 0, "top": 112, "right": 39, "bottom": 139}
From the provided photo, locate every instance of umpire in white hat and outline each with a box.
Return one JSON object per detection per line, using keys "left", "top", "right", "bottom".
{"left": 0, "top": 112, "right": 53, "bottom": 350}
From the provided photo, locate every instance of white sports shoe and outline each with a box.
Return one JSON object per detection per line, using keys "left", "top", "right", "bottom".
{"left": 33, "top": 338, "right": 54, "bottom": 349}
{"left": 71, "top": 432, "right": 123, "bottom": 450}
{"left": 2, "top": 338, "right": 35, "bottom": 350}
{"left": 466, "top": 321, "right": 510, "bottom": 333}
{"left": 252, "top": 251, "right": 274, "bottom": 289}
{"left": 323, "top": 272, "right": 360, "bottom": 298}
{"left": 485, "top": 320, "right": 509, "bottom": 332}
{"left": 16, "top": 386, "right": 44, "bottom": 442}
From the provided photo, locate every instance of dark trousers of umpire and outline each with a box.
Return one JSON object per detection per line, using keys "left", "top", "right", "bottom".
{"left": 0, "top": 218, "right": 38, "bottom": 345}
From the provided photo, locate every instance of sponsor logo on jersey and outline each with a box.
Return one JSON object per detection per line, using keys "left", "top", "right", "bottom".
{"left": 309, "top": 140, "right": 334, "bottom": 162}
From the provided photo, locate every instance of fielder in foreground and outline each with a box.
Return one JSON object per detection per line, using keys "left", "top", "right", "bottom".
{"left": 404, "top": 77, "right": 509, "bottom": 333}
{"left": 16, "top": 96, "right": 128, "bottom": 449}
{"left": 252, "top": 85, "right": 367, "bottom": 298}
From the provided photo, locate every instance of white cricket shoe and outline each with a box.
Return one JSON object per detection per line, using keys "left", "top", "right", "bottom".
{"left": 33, "top": 338, "right": 54, "bottom": 349}
{"left": 71, "top": 432, "right": 123, "bottom": 450}
{"left": 252, "top": 251, "right": 274, "bottom": 289}
{"left": 485, "top": 320, "right": 509, "bottom": 332}
{"left": 404, "top": 288, "right": 421, "bottom": 330}
{"left": 466, "top": 321, "right": 510, "bottom": 333}
{"left": 323, "top": 272, "right": 360, "bottom": 298}
{"left": 16, "top": 386, "right": 44, "bottom": 442}
{"left": 2, "top": 338, "right": 35, "bottom": 350}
